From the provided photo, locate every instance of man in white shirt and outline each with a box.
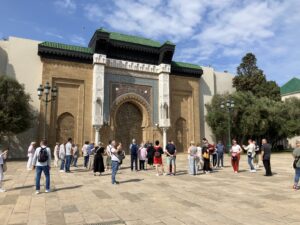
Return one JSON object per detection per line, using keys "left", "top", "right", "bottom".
{"left": 59, "top": 143, "right": 66, "bottom": 172}
{"left": 110, "top": 140, "right": 120, "bottom": 185}
{"left": 65, "top": 138, "right": 73, "bottom": 172}
{"left": 243, "top": 139, "right": 256, "bottom": 172}
{"left": 32, "top": 139, "right": 51, "bottom": 194}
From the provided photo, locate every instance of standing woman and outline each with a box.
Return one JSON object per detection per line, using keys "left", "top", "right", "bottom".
{"left": 292, "top": 139, "right": 300, "bottom": 190}
{"left": 153, "top": 140, "right": 165, "bottom": 176}
{"left": 147, "top": 143, "right": 155, "bottom": 168}
{"left": 53, "top": 142, "right": 59, "bottom": 168}
{"left": 93, "top": 143, "right": 105, "bottom": 176}
{"left": 139, "top": 143, "right": 147, "bottom": 170}
{"left": 202, "top": 141, "right": 210, "bottom": 174}
{"left": 230, "top": 139, "right": 242, "bottom": 173}
{"left": 72, "top": 144, "right": 79, "bottom": 167}
{"left": 196, "top": 143, "right": 203, "bottom": 172}
{"left": 0, "top": 147, "right": 8, "bottom": 192}
{"left": 27, "top": 142, "right": 36, "bottom": 170}
{"left": 59, "top": 143, "right": 66, "bottom": 172}
{"left": 188, "top": 141, "right": 198, "bottom": 175}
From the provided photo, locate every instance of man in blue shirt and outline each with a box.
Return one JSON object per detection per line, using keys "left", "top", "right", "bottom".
{"left": 216, "top": 141, "right": 225, "bottom": 168}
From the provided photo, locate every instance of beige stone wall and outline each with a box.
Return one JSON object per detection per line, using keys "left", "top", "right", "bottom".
{"left": 0, "top": 37, "right": 42, "bottom": 158}
{"left": 170, "top": 75, "right": 201, "bottom": 152}
{"left": 40, "top": 59, "right": 93, "bottom": 148}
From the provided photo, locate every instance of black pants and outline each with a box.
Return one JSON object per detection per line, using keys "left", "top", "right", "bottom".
{"left": 263, "top": 159, "right": 272, "bottom": 176}
{"left": 139, "top": 160, "right": 145, "bottom": 170}
{"left": 131, "top": 154, "right": 138, "bottom": 171}
{"left": 203, "top": 158, "right": 211, "bottom": 171}
{"left": 212, "top": 154, "right": 217, "bottom": 167}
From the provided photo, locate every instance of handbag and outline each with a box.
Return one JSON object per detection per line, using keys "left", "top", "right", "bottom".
{"left": 203, "top": 152, "right": 209, "bottom": 159}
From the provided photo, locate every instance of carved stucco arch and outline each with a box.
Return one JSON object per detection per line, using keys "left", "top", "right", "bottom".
{"left": 110, "top": 93, "right": 152, "bottom": 128}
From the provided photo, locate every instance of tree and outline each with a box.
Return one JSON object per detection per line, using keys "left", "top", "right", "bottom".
{"left": 233, "top": 53, "right": 281, "bottom": 101}
{"left": 0, "top": 76, "right": 34, "bottom": 136}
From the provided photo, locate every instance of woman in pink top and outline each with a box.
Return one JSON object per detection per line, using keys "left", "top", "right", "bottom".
{"left": 230, "top": 139, "right": 242, "bottom": 173}
{"left": 139, "top": 143, "right": 147, "bottom": 170}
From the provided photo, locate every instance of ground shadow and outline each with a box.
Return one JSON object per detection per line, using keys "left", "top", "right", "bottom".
{"left": 119, "top": 179, "right": 144, "bottom": 184}
{"left": 52, "top": 185, "right": 82, "bottom": 192}
{"left": 174, "top": 170, "right": 188, "bottom": 176}
{"left": 13, "top": 185, "right": 35, "bottom": 190}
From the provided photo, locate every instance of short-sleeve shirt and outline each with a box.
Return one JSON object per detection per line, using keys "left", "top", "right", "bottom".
{"left": 166, "top": 144, "right": 176, "bottom": 155}
{"left": 293, "top": 148, "right": 300, "bottom": 168}
{"left": 231, "top": 145, "right": 241, "bottom": 153}
{"left": 65, "top": 142, "right": 72, "bottom": 156}
{"left": 261, "top": 143, "right": 271, "bottom": 160}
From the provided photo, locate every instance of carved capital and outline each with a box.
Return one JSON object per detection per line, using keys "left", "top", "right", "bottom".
{"left": 157, "top": 63, "right": 171, "bottom": 74}
{"left": 93, "top": 54, "right": 107, "bottom": 65}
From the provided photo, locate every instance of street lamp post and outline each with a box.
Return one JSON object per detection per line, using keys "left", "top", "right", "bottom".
{"left": 220, "top": 99, "right": 235, "bottom": 154}
{"left": 38, "top": 81, "right": 57, "bottom": 139}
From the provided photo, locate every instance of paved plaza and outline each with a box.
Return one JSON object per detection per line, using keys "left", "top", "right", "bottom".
{"left": 0, "top": 153, "right": 299, "bottom": 225}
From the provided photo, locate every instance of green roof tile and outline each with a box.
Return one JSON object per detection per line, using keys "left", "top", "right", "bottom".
{"left": 39, "top": 41, "right": 93, "bottom": 54}
{"left": 96, "top": 29, "right": 162, "bottom": 48}
{"left": 171, "top": 61, "right": 202, "bottom": 70}
{"left": 281, "top": 77, "right": 300, "bottom": 95}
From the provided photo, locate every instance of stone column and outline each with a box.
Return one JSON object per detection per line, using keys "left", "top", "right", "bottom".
{"left": 158, "top": 63, "right": 171, "bottom": 150}
{"left": 92, "top": 54, "right": 106, "bottom": 144}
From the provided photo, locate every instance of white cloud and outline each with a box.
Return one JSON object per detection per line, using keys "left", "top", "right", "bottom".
{"left": 84, "top": 3, "right": 103, "bottom": 21}
{"left": 45, "top": 31, "right": 63, "bottom": 39}
{"left": 70, "top": 35, "right": 86, "bottom": 46}
{"left": 54, "top": 0, "right": 76, "bottom": 14}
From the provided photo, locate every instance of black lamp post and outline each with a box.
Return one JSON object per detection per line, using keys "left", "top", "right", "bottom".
{"left": 220, "top": 99, "right": 235, "bottom": 154}
{"left": 38, "top": 81, "right": 57, "bottom": 139}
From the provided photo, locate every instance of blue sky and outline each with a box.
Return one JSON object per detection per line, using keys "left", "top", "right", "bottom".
{"left": 0, "top": 0, "right": 299, "bottom": 85}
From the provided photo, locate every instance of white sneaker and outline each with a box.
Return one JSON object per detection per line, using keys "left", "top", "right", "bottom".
{"left": 163, "top": 173, "right": 167, "bottom": 176}
{"left": 59, "top": 170, "right": 65, "bottom": 172}
{"left": 250, "top": 170, "right": 256, "bottom": 173}
{"left": 0, "top": 188, "right": 6, "bottom": 193}
{"left": 156, "top": 173, "right": 160, "bottom": 176}
{"left": 35, "top": 191, "right": 40, "bottom": 195}
{"left": 45, "top": 190, "right": 50, "bottom": 193}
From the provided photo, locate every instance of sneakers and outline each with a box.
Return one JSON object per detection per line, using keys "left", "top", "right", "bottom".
{"left": 35, "top": 191, "right": 40, "bottom": 195}
{"left": 45, "top": 190, "right": 51, "bottom": 193}
{"left": 156, "top": 173, "right": 160, "bottom": 176}
{"left": 293, "top": 185, "right": 299, "bottom": 190}
{"left": 59, "top": 170, "right": 65, "bottom": 172}
{"left": 250, "top": 170, "right": 256, "bottom": 173}
{"left": 163, "top": 173, "right": 167, "bottom": 176}
{"left": 0, "top": 188, "right": 6, "bottom": 193}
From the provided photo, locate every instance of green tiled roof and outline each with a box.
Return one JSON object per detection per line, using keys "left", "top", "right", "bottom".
{"left": 39, "top": 41, "right": 93, "bottom": 54}
{"left": 281, "top": 77, "right": 300, "bottom": 95}
{"left": 96, "top": 29, "right": 162, "bottom": 48}
{"left": 171, "top": 61, "right": 202, "bottom": 70}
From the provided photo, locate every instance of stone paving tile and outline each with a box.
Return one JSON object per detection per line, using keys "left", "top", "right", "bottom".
{"left": 1, "top": 154, "right": 300, "bottom": 225}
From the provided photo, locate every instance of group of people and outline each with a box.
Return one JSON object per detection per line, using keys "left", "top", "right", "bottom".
{"left": 186, "top": 138, "right": 273, "bottom": 176}
{"left": 0, "top": 137, "right": 300, "bottom": 193}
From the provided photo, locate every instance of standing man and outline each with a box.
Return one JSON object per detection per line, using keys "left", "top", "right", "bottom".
{"left": 59, "top": 142, "right": 66, "bottom": 172}
{"left": 110, "top": 140, "right": 120, "bottom": 185}
{"left": 243, "top": 139, "right": 256, "bottom": 172}
{"left": 32, "top": 139, "right": 51, "bottom": 194}
{"left": 130, "top": 139, "right": 139, "bottom": 172}
{"left": 65, "top": 138, "right": 73, "bottom": 173}
{"left": 82, "top": 141, "right": 89, "bottom": 168}
{"left": 0, "top": 147, "right": 8, "bottom": 193}
{"left": 216, "top": 141, "right": 225, "bottom": 168}
{"left": 261, "top": 139, "right": 272, "bottom": 176}
{"left": 27, "top": 142, "right": 36, "bottom": 170}
{"left": 165, "top": 140, "right": 176, "bottom": 175}
{"left": 292, "top": 139, "right": 300, "bottom": 190}
{"left": 105, "top": 141, "right": 112, "bottom": 171}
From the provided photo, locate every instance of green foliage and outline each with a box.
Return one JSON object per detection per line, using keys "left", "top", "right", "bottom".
{"left": 0, "top": 76, "right": 34, "bottom": 135}
{"left": 233, "top": 53, "right": 281, "bottom": 101}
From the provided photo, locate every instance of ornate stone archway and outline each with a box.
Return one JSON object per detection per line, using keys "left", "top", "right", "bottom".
{"left": 56, "top": 112, "right": 75, "bottom": 143}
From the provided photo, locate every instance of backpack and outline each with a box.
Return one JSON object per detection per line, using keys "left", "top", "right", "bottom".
{"left": 130, "top": 144, "right": 138, "bottom": 155}
{"left": 154, "top": 147, "right": 162, "bottom": 158}
{"left": 38, "top": 147, "right": 48, "bottom": 163}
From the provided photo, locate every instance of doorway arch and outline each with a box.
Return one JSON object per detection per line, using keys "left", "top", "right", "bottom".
{"left": 115, "top": 102, "right": 143, "bottom": 153}
{"left": 56, "top": 112, "right": 75, "bottom": 144}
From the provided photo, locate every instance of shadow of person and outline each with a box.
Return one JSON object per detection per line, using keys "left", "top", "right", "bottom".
{"left": 52, "top": 185, "right": 82, "bottom": 192}
{"left": 119, "top": 179, "right": 144, "bottom": 184}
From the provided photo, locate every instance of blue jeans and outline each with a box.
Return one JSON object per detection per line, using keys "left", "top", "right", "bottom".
{"left": 35, "top": 166, "right": 50, "bottom": 191}
{"left": 111, "top": 160, "right": 119, "bottom": 184}
{"left": 131, "top": 154, "right": 138, "bottom": 171}
{"left": 295, "top": 168, "right": 300, "bottom": 185}
{"left": 65, "top": 155, "right": 71, "bottom": 172}
{"left": 84, "top": 155, "right": 89, "bottom": 168}
{"left": 248, "top": 156, "right": 255, "bottom": 170}
{"left": 189, "top": 156, "right": 197, "bottom": 175}
{"left": 73, "top": 157, "right": 78, "bottom": 167}
{"left": 217, "top": 152, "right": 224, "bottom": 167}
{"left": 60, "top": 159, "right": 65, "bottom": 170}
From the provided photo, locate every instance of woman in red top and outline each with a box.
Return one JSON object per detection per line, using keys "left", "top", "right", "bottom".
{"left": 153, "top": 140, "right": 166, "bottom": 176}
